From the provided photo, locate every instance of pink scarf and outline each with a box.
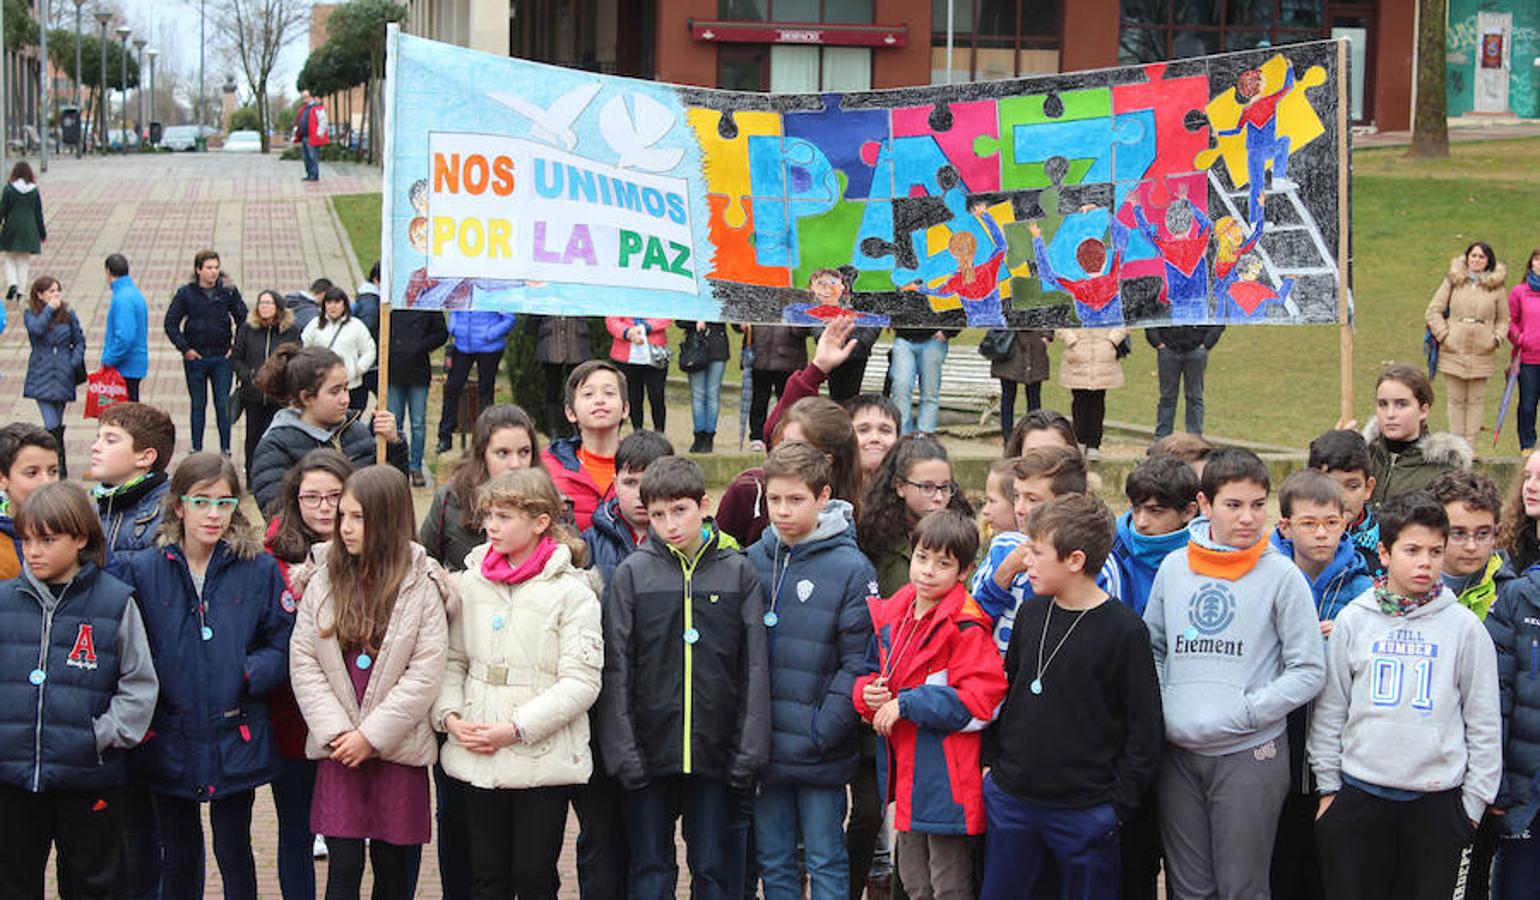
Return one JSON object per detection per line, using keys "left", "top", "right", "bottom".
{"left": 481, "top": 537, "right": 557, "bottom": 585}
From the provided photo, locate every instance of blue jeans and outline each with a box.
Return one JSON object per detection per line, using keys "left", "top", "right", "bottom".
{"left": 755, "top": 784, "right": 849, "bottom": 900}
{"left": 981, "top": 775, "right": 1120, "bottom": 900}
{"left": 36, "top": 400, "right": 65, "bottom": 430}
{"left": 888, "top": 336, "right": 948, "bottom": 434}
{"left": 1496, "top": 826, "right": 1540, "bottom": 900}
{"left": 270, "top": 757, "right": 316, "bottom": 900}
{"left": 1155, "top": 346, "right": 1209, "bottom": 437}
{"left": 689, "top": 359, "right": 726, "bottom": 434}
{"left": 1517, "top": 363, "right": 1540, "bottom": 451}
{"left": 300, "top": 141, "right": 319, "bottom": 179}
{"left": 388, "top": 382, "right": 430, "bottom": 470}
{"left": 155, "top": 790, "right": 257, "bottom": 900}
{"left": 623, "top": 776, "right": 749, "bottom": 900}
{"left": 183, "top": 355, "right": 234, "bottom": 453}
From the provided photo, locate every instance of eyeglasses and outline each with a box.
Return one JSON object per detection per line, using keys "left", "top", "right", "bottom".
{"left": 1288, "top": 516, "right": 1344, "bottom": 534}
{"left": 1449, "top": 527, "right": 1496, "bottom": 545}
{"left": 297, "top": 491, "right": 343, "bottom": 510}
{"left": 181, "top": 495, "right": 240, "bottom": 515}
{"left": 900, "top": 478, "right": 957, "bottom": 498}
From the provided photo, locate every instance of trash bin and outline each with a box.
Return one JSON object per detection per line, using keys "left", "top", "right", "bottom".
{"left": 149, "top": 121, "right": 162, "bottom": 146}
{"left": 195, "top": 135, "right": 207, "bottom": 152}
{"left": 60, "top": 107, "right": 80, "bottom": 146}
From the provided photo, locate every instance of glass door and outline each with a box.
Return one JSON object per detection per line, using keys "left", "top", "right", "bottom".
{"left": 1327, "top": 9, "right": 1373, "bottom": 124}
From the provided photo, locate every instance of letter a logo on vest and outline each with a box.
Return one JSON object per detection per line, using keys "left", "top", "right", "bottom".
{"left": 67, "top": 623, "right": 99, "bottom": 671}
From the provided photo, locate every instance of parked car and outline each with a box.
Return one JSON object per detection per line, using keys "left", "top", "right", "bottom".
{"left": 158, "top": 125, "right": 200, "bottom": 151}
{"left": 106, "top": 128, "right": 139, "bottom": 151}
{"left": 223, "top": 130, "right": 261, "bottom": 153}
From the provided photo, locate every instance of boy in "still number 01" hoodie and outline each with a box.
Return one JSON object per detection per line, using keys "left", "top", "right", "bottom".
{"left": 1143, "top": 449, "right": 1325, "bottom": 900}
{"left": 1309, "top": 492, "right": 1501, "bottom": 900}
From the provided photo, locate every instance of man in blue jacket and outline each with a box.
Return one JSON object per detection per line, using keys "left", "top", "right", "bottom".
{"left": 101, "top": 254, "right": 148, "bottom": 401}
{"left": 436, "top": 309, "right": 517, "bottom": 453}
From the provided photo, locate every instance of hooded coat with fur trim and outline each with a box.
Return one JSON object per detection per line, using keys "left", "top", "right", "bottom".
{"left": 1362, "top": 419, "right": 1474, "bottom": 511}
{"left": 117, "top": 521, "right": 293, "bottom": 800}
{"left": 1426, "top": 258, "right": 1509, "bottom": 380}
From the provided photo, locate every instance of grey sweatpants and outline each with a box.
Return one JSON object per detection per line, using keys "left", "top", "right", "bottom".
{"left": 1159, "top": 738, "right": 1291, "bottom": 900}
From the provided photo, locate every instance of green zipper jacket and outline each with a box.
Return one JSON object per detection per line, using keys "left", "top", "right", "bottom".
{"left": 595, "top": 520, "right": 771, "bottom": 789}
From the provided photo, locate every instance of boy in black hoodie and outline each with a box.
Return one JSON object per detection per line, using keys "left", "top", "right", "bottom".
{"left": 597, "top": 456, "right": 771, "bottom": 898}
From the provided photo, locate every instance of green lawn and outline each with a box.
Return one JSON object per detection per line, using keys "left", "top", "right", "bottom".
{"left": 331, "top": 136, "right": 1540, "bottom": 452}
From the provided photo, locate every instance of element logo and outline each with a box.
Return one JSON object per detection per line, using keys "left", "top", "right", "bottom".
{"left": 1188, "top": 584, "right": 1236, "bottom": 636}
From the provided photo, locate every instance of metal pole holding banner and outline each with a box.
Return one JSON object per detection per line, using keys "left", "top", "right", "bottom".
{"left": 1336, "top": 38, "right": 1353, "bottom": 425}
{"left": 376, "top": 24, "right": 400, "bottom": 465}
{"left": 39, "top": 0, "right": 49, "bottom": 172}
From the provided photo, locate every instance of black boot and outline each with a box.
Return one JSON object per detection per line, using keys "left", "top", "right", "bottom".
{"left": 49, "top": 426, "right": 67, "bottom": 478}
{"left": 689, "top": 431, "right": 704, "bottom": 453}
{"left": 701, "top": 431, "right": 715, "bottom": 454}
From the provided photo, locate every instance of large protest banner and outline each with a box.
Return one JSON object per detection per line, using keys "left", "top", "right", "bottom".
{"left": 382, "top": 29, "right": 1350, "bottom": 331}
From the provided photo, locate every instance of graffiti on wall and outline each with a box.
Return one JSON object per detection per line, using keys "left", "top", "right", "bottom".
{"left": 384, "top": 31, "right": 1350, "bottom": 328}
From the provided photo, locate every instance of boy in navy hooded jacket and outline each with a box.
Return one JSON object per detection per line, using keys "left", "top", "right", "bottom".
{"left": 746, "top": 441, "right": 876, "bottom": 900}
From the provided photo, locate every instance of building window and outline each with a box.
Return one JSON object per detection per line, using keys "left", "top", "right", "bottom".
{"left": 1119, "top": 0, "right": 1326, "bottom": 63}
{"left": 719, "top": 43, "right": 871, "bottom": 91}
{"left": 931, "top": 0, "right": 1063, "bottom": 84}
{"left": 718, "top": 0, "right": 875, "bottom": 23}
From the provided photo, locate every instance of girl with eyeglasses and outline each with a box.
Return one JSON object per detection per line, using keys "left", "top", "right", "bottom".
{"left": 118, "top": 452, "right": 294, "bottom": 900}
{"left": 858, "top": 434, "right": 971, "bottom": 599}
{"left": 261, "top": 448, "right": 356, "bottom": 898}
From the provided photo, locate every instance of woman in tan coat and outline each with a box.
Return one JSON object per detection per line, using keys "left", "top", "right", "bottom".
{"left": 1426, "top": 242, "right": 1509, "bottom": 448}
{"left": 433, "top": 468, "right": 603, "bottom": 898}
{"left": 1054, "top": 326, "right": 1128, "bottom": 460}
{"left": 288, "top": 465, "right": 453, "bottom": 900}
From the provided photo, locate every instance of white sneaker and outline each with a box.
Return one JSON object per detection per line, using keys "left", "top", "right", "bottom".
{"left": 749, "top": 439, "right": 766, "bottom": 453}
{"left": 1085, "top": 447, "right": 1102, "bottom": 461}
{"left": 313, "top": 835, "right": 328, "bottom": 859}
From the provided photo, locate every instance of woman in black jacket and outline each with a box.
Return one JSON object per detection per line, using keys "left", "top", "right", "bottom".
{"left": 386, "top": 306, "right": 448, "bottom": 486}
{"left": 232, "top": 290, "right": 302, "bottom": 484}
{"left": 164, "top": 249, "right": 246, "bottom": 455}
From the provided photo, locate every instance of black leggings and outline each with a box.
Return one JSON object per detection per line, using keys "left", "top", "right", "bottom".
{"left": 438, "top": 350, "right": 503, "bottom": 442}
{"left": 156, "top": 790, "right": 257, "bottom": 900}
{"left": 462, "top": 783, "right": 570, "bottom": 900}
{"left": 324, "top": 837, "right": 422, "bottom": 900}
{"left": 622, "top": 362, "right": 667, "bottom": 432}
{"left": 1070, "top": 388, "right": 1107, "bottom": 449}
{"left": 999, "top": 379, "right": 1043, "bottom": 447}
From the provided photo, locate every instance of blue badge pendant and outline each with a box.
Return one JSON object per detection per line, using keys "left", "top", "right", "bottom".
{"left": 356, "top": 653, "right": 373, "bottom": 670}
{"left": 683, "top": 628, "right": 700, "bottom": 644}
{"left": 763, "top": 611, "right": 779, "bottom": 628}
{"left": 1029, "top": 678, "right": 1043, "bottom": 695}
{"left": 28, "top": 668, "right": 46, "bottom": 686}
{"left": 491, "top": 615, "right": 506, "bottom": 630}
{"left": 1183, "top": 626, "right": 1199, "bottom": 642}
{"left": 200, "top": 626, "right": 214, "bottom": 642}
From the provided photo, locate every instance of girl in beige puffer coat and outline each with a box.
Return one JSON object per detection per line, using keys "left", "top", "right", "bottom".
{"left": 1426, "top": 242, "right": 1508, "bottom": 449}
{"left": 433, "top": 467, "right": 603, "bottom": 897}
{"left": 1054, "top": 326, "right": 1128, "bottom": 457}
{"left": 288, "top": 465, "right": 454, "bottom": 899}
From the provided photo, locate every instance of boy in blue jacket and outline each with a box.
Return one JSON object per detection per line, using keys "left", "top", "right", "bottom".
{"left": 1308, "top": 429, "right": 1382, "bottom": 577}
{"left": 100, "top": 254, "right": 148, "bottom": 402}
{"left": 1112, "top": 455, "right": 1200, "bottom": 616}
{"left": 746, "top": 441, "right": 876, "bottom": 900}
{"left": 0, "top": 481, "right": 158, "bottom": 899}
{"left": 584, "top": 429, "right": 674, "bottom": 586}
{"left": 0, "top": 423, "right": 60, "bottom": 580}
{"left": 87, "top": 403, "right": 175, "bottom": 576}
{"left": 1268, "top": 468, "right": 1372, "bottom": 899}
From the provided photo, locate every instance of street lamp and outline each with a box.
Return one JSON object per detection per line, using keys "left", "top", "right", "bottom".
{"left": 146, "top": 48, "right": 157, "bottom": 140}
{"left": 133, "top": 38, "right": 145, "bottom": 138}
{"left": 71, "top": 0, "right": 84, "bottom": 157}
{"left": 94, "top": 11, "right": 111, "bottom": 155}
{"left": 115, "top": 25, "right": 130, "bottom": 152}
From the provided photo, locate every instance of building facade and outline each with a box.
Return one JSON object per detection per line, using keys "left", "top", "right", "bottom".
{"left": 1444, "top": 0, "right": 1538, "bottom": 119}
{"left": 406, "top": 0, "right": 1536, "bottom": 132}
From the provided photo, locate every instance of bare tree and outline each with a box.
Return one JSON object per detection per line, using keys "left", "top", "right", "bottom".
{"left": 211, "top": 0, "right": 307, "bottom": 153}
{"left": 1409, "top": 0, "right": 1449, "bottom": 158}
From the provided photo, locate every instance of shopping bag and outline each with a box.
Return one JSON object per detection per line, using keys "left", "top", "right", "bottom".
{"left": 84, "top": 367, "right": 129, "bottom": 418}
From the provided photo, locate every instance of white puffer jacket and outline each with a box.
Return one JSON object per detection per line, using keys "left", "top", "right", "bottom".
{"left": 302, "top": 314, "right": 376, "bottom": 389}
{"left": 433, "top": 541, "right": 603, "bottom": 789}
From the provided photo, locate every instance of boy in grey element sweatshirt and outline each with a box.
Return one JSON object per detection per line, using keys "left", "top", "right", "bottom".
{"left": 1309, "top": 491, "right": 1501, "bottom": 900}
{"left": 1143, "top": 448, "right": 1325, "bottom": 900}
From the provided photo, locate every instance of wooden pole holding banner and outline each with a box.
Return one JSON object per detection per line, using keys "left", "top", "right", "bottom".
{"left": 376, "top": 24, "right": 400, "bottom": 465}
{"left": 1336, "top": 38, "right": 1353, "bottom": 425}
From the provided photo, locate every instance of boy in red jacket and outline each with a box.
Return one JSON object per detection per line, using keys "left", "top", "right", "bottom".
{"left": 853, "top": 509, "right": 1008, "bottom": 899}
{"left": 542, "top": 359, "right": 628, "bottom": 530}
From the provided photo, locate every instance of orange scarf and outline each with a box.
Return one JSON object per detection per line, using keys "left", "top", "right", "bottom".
{"left": 1187, "top": 537, "right": 1267, "bottom": 580}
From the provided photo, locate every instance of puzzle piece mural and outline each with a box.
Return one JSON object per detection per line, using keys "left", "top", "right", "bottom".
{"left": 384, "top": 31, "right": 1348, "bottom": 329}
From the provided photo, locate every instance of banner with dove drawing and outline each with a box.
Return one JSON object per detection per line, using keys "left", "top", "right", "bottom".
{"left": 382, "top": 29, "right": 1350, "bottom": 329}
